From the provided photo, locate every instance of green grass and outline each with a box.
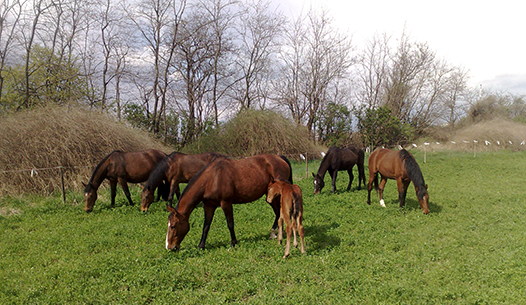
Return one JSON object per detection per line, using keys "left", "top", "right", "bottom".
{"left": 2, "top": 150, "right": 526, "bottom": 304}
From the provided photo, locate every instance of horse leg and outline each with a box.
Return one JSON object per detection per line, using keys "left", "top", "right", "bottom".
{"left": 297, "top": 215, "right": 306, "bottom": 254}
{"left": 198, "top": 203, "right": 217, "bottom": 250}
{"left": 346, "top": 168, "right": 354, "bottom": 191}
{"left": 167, "top": 180, "right": 179, "bottom": 207}
{"left": 331, "top": 170, "right": 338, "bottom": 193}
{"left": 278, "top": 215, "right": 284, "bottom": 245}
{"left": 283, "top": 211, "right": 293, "bottom": 258}
{"left": 367, "top": 171, "right": 376, "bottom": 205}
{"left": 110, "top": 180, "right": 117, "bottom": 208}
{"left": 268, "top": 196, "right": 280, "bottom": 239}
{"left": 221, "top": 201, "right": 237, "bottom": 248}
{"left": 397, "top": 180, "right": 410, "bottom": 208}
{"left": 119, "top": 178, "right": 134, "bottom": 206}
{"left": 378, "top": 176, "right": 388, "bottom": 207}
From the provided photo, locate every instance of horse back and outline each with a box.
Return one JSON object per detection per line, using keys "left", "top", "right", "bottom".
{"left": 108, "top": 149, "right": 166, "bottom": 183}
{"left": 369, "top": 148, "right": 406, "bottom": 179}
{"left": 200, "top": 154, "right": 291, "bottom": 204}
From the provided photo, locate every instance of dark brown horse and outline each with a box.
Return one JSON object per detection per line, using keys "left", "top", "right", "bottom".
{"left": 367, "top": 148, "right": 429, "bottom": 214}
{"left": 165, "top": 154, "right": 293, "bottom": 251}
{"left": 312, "top": 145, "right": 365, "bottom": 194}
{"left": 84, "top": 149, "right": 167, "bottom": 213}
{"left": 140, "top": 152, "right": 226, "bottom": 212}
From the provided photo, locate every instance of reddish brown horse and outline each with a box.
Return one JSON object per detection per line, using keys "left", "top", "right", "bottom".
{"left": 140, "top": 152, "right": 225, "bottom": 212}
{"left": 84, "top": 149, "right": 167, "bottom": 213}
{"left": 165, "top": 154, "right": 293, "bottom": 251}
{"left": 266, "top": 179, "right": 305, "bottom": 258}
{"left": 312, "top": 145, "right": 365, "bottom": 194}
{"left": 367, "top": 148, "right": 429, "bottom": 214}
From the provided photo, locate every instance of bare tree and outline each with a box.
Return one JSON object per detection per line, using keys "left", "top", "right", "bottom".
{"left": 234, "top": 0, "right": 284, "bottom": 109}
{"left": 355, "top": 33, "right": 390, "bottom": 109}
{"left": 276, "top": 9, "right": 353, "bottom": 136}
{"left": 0, "top": 0, "right": 24, "bottom": 103}
{"left": 127, "top": 0, "right": 186, "bottom": 134}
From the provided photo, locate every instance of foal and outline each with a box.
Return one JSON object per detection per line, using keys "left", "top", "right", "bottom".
{"left": 266, "top": 179, "right": 305, "bottom": 258}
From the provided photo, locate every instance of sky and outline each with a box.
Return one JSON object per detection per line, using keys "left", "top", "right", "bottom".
{"left": 277, "top": 0, "right": 526, "bottom": 95}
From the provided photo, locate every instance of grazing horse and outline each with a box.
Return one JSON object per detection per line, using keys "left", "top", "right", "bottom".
{"left": 84, "top": 149, "right": 167, "bottom": 213}
{"left": 165, "top": 154, "right": 293, "bottom": 251}
{"left": 312, "top": 145, "right": 366, "bottom": 194}
{"left": 140, "top": 152, "right": 226, "bottom": 212}
{"left": 367, "top": 148, "right": 430, "bottom": 214}
{"left": 266, "top": 179, "right": 305, "bottom": 258}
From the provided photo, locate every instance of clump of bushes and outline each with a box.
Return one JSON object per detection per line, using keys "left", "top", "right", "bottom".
{"left": 184, "top": 109, "right": 322, "bottom": 159}
{"left": 0, "top": 106, "right": 170, "bottom": 195}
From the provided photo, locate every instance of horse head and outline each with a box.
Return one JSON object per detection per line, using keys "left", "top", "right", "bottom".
{"left": 416, "top": 184, "right": 430, "bottom": 214}
{"left": 266, "top": 179, "right": 283, "bottom": 204}
{"left": 166, "top": 205, "right": 190, "bottom": 251}
{"left": 83, "top": 182, "right": 97, "bottom": 213}
{"left": 140, "top": 186, "right": 155, "bottom": 212}
{"left": 312, "top": 173, "right": 324, "bottom": 194}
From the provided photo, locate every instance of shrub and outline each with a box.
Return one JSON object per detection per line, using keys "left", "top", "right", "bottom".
{"left": 184, "top": 109, "right": 322, "bottom": 159}
{"left": 0, "top": 106, "right": 170, "bottom": 195}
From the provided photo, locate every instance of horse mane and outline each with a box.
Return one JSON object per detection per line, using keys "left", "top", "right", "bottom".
{"left": 145, "top": 151, "right": 182, "bottom": 189}
{"left": 85, "top": 150, "right": 121, "bottom": 192}
{"left": 399, "top": 149, "right": 426, "bottom": 199}
{"left": 317, "top": 146, "right": 338, "bottom": 176}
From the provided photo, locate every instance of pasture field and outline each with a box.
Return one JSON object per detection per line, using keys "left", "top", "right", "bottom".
{"left": 1, "top": 150, "right": 526, "bottom": 304}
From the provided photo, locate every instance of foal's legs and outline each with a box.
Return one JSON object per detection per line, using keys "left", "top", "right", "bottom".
{"left": 281, "top": 208, "right": 293, "bottom": 258}
{"left": 269, "top": 197, "right": 281, "bottom": 239}
{"left": 118, "top": 178, "right": 134, "bottom": 206}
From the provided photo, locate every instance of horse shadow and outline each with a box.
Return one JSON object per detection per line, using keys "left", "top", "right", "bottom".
{"left": 304, "top": 222, "right": 341, "bottom": 252}
{"left": 394, "top": 198, "right": 442, "bottom": 214}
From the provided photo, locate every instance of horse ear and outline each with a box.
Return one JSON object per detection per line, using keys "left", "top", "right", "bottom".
{"left": 312, "top": 172, "right": 316, "bottom": 178}
{"left": 82, "top": 182, "right": 87, "bottom": 187}
{"left": 166, "top": 204, "right": 176, "bottom": 213}
{"left": 425, "top": 184, "right": 428, "bottom": 190}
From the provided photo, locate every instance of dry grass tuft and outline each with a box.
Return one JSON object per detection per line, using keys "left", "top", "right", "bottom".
{"left": 0, "top": 106, "right": 170, "bottom": 195}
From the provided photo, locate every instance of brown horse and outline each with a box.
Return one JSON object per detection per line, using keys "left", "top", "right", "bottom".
{"left": 84, "top": 149, "right": 167, "bottom": 213}
{"left": 165, "top": 154, "right": 293, "bottom": 251}
{"left": 140, "top": 152, "right": 226, "bottom": 212}
{"left": 266, "top": 179, "right": 305, "bottom": 258}
{"left": 312, "top": 145, "right": 366, "bottom": 194}
{"left": 367, "top": 148, "right": 429, "bottom": 214}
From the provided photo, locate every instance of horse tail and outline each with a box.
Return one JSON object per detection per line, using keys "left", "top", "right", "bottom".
{"left": 292, "top": 188, "right": 302, "bottom": 221}
{"left": 357, "top": 148, "right": 366, "bottom": 185}
{"left": 279, "top": 155, "right": 293, "bottom": 184}
{"left": 372, "top": 171, "right": 379, "bottom": 191}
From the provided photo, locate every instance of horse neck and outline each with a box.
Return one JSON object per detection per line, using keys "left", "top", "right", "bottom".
{"left": 176, "top": 179, "right": 205, "bottom": 217}
{"left": 88, "top": 161, "right": 109, "bottom": 189}
{"left": 317, "top": 157, "right": 331, "bottom": 178}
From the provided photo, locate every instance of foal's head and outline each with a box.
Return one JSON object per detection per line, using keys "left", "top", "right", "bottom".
{"left": 266, "top": 180, "right": 285, "bottom": 203}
